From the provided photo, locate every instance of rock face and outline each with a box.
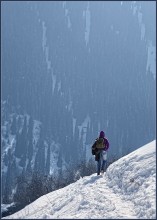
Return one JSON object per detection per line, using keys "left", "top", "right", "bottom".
{"left": 1, "top": 1, "right": 156, "bottom": 202}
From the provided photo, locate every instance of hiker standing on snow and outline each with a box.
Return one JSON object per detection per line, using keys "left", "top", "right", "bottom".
{"left": 91, "top": 131, "right": 109, "bottom": 175}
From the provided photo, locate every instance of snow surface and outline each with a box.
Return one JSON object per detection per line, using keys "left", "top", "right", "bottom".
{"left": 3, "top": 140, "right": 156, "bottom": 219}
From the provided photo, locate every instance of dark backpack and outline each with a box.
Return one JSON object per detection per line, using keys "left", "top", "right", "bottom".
{"left": 96, "top": 137, "right": 104, "bottom": 149}
{"left": 91, "top": 140, "right": 97, "bottom": 155}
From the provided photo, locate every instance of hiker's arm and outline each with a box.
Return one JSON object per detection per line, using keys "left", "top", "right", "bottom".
{"left": 105, "top": 139, "right": 109, "bottom": 150}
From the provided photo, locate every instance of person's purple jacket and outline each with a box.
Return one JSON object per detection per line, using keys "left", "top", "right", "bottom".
{"left": 99, "top": 130, "right": 109, "bottom": 151}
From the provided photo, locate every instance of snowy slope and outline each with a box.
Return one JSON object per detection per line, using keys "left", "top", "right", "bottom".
{"left": 3, "top": 140, "right": 156, "bottom": 219}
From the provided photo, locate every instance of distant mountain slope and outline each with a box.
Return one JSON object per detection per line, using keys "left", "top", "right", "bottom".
{"left": 1, "top": 0, "right": 156, "bottom": 205}
{"left": 4, "top": 140, "right": 156, "bottom": 219}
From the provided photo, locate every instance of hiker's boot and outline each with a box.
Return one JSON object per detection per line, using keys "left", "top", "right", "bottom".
{"left": 101, "top": 170, "right": 104, "bottom": 174}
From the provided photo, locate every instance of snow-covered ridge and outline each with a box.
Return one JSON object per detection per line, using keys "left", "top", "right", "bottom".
{"left": 4, "top": 140, "right": 156, "bottom": 219}
{"left": 106, "top": 140, "right": 156, "bottom": 218}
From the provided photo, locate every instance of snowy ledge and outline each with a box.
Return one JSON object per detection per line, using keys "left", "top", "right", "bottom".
{"left": 3, "top": 140, "right": 156, "bottom": 219}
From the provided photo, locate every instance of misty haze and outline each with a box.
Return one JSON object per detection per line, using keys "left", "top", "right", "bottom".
{"left": 1, "top": 1, "right": 156, "bottom": 217}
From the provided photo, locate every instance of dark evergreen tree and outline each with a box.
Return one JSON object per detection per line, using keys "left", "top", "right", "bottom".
{"left": 27, "top": 116, "right": 33, "bottom": 160}
{"left": 10, "top": 115, "right": 16, "bottom": 135}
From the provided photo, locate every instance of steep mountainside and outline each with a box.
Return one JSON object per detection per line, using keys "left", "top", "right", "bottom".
{"left": 1, "top": 1, "right": 156, "bottom": 203}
